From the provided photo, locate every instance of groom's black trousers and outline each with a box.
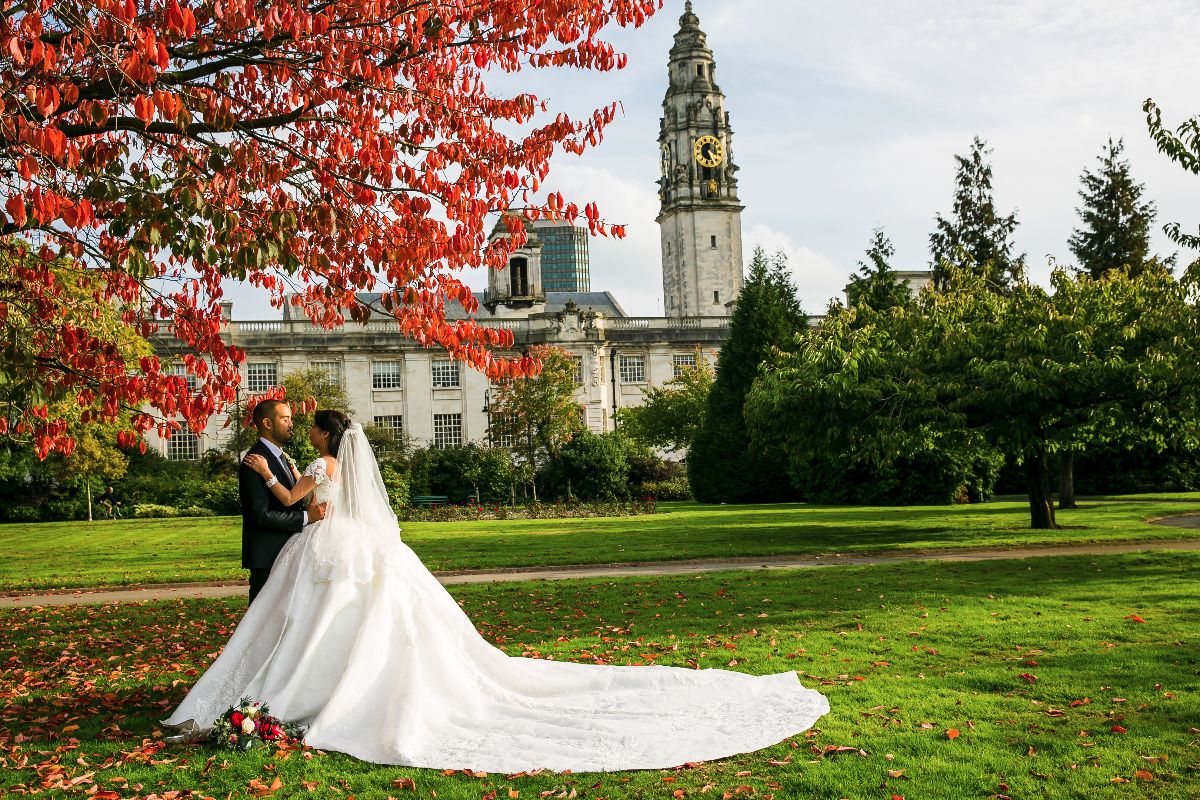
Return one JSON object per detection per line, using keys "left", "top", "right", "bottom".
{"left": 248, "top": 568, "right": 272, "bottom": 605}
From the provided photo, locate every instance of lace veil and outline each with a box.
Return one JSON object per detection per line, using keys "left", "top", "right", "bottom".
{"left": 308, "top": 422, "right": 402, "bottom": 583}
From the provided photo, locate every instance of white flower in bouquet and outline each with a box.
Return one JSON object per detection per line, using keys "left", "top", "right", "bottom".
{"left": 241, "top": 717, "right": 256, "bottom": 735}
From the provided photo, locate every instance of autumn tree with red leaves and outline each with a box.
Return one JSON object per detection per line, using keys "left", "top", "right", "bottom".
{"left": 0, "top": 0, "right": 657, "bottom": 458}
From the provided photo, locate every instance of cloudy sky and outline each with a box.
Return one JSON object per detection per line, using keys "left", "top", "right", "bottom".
{"left": 227, "top": 0, "right": 1200, "bottom": 319}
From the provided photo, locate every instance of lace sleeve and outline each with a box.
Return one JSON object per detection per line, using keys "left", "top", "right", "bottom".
{"left": 303, "top": 458, "right": 330, "bottom": 485}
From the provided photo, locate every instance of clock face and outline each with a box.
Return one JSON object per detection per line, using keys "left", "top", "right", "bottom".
{"left": 693, "top": 135, "right": 724, "bottom": 168}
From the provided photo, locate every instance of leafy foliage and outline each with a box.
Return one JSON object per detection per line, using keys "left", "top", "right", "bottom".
{"left": 1144, "top": 98, "right": 1200, "bottom": 249}
{"left": 929, "top": 136, "right": 1025, "bottom": 292}
{"left": 541, "top": 430, "right": 632, "bottom": 501}
{"left": 747, "top": 265, "right": 1200, "bottom": 528}
{"left": 1069, "top": 137, "right": 1158, "bottom": 278}
{"left": 0, "top": 1, "right": 658, "bottom": 458}
{"left": 488, "top": 345, "right": 584, "bottom": 498}
{"left": 845, "top": 227, "right": 913, "bottom": 313}
{"left": 615, "top": 352, "right": 713, "bottom": 452}
{"left": 689, "top": 248, "right": 805, "bottom": 504}
{"left": 410, "top": 443, "right": 514, "bottom": 505}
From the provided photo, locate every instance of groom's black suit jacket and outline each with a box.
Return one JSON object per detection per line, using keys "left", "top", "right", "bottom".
{"left": 240, "top": 440, "right": 304, "bottom": 570}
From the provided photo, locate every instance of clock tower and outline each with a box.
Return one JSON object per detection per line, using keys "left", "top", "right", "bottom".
{"left": 657, "top": 1, "right": 744, "bottom": 318}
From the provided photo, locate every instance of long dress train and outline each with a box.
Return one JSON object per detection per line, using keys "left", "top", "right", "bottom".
{"left": 165, "top": 429, "right": 829, "bottom": 772}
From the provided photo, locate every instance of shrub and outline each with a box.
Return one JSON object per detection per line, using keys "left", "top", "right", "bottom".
{"left": 179, "top": 505, "right": 215, "bottom": 517}
{"left": 639, "top": 476, "right": 693, "bottom": 501}
{"left": 410, "top": 445, "right": 513, "bottom": 504}
{"left": 541, "top": 431, "right": 631, "bottom": 501}
{"left": 133, "top": 503, "right": 180, "bottom": 518}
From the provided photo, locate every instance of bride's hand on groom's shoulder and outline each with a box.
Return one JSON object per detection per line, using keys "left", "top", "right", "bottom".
{"left": 243, "top": 454, "right": 271, "bottom": 477}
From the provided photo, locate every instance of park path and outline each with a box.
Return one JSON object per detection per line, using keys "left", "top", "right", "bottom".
{"left": 4, "top": 521, "right": 1200, "bottom": 608}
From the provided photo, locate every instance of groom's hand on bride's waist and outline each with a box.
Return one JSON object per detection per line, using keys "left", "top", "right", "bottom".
{"left": 308, "top": 501, "right": 328, "bottom": 523}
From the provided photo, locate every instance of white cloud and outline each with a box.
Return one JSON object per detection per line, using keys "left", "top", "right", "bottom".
{"left": 744, "top": 224, "right": 852, "bottom": 313}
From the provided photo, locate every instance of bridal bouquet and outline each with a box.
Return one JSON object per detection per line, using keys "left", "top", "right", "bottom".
{"left": 209, "top": 698, "right": 305, "bottom": 751}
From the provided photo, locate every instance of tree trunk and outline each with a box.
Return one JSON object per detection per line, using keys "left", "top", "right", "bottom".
{"left": 1057, "top": 452, "right": 1076, "bottom": 510}
{"left": 86, "top": 480, "right": 93, "bottom": 522}
{"left": 1026, "top": 450, "right": 1059, "bottom": 529}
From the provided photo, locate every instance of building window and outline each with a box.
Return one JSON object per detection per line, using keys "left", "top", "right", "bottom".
{"left": 489, "top": 413, "right": 517, "bottom": 448}
{"left": 571, "top": 355, "right": 584, "bottom": 386}
{"left": 373, "top": 415, "right": 404, "bottom": 439}
{"left": 509, "top": 257, "right": 529, "bottom": 296}
{"left": 672, "top": 353, "right": 697, "bottom": 378}
{"left": 168, "top": 363, "right": 197, "bottom": 392}
{"left": 714, "top": 290, "right": 720, "bottom": 304}
{"left": 432, "top": 359, "right": 460, "bottom": 389}
{"left": 710, "top": 235, "right": 717, "bottom": 248}
{"left": 313, "top": 361, "right": 341, "bottom": 389}
{"left": 433, "top": 413, "right": 462, "bottom": 448}
{"left": 246, "top": 362, "right": 277, "bottom": 393}
{"left": 696, "top": 64, "right": 704, "bottom": 77}
{"left": 619, "top": 355, "right": 646, "bottom": 384}
{"left": 166, "top": 432, "right": 200, "bottom": 461}
{"left": 372, "top": 361, "right": 403, "bottom": 390}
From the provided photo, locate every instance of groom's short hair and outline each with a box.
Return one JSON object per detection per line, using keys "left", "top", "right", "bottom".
{"left": 252, "top": 399, "right": 286, "bottom": 429}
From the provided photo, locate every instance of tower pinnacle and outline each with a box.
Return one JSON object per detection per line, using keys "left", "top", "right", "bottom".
{"left": 656, "top": 1, "right": 744, "bottom": 318}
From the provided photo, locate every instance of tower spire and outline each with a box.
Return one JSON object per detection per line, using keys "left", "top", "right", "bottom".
{"left": 656, "top": 0, "right": 744, "bottom": 318}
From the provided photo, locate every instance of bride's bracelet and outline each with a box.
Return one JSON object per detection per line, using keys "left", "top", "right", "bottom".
{"left": 265, "top": 476, "right": 279, "bottom": 488}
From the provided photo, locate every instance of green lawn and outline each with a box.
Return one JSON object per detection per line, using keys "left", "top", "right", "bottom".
{"left": 1, "top": 552, "right": 1196, "bottom": 798}
{"left": 1, "top": 498, "right": 1198, "bottom": 591}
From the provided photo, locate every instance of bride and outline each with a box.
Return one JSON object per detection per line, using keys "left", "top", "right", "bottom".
{"left": 165, "top": 411, "right": 829, "bottom": 772}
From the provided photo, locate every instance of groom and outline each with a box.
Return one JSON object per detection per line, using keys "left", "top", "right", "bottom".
{"left": 240, "top": 399, "right": 326, "bottom": 604}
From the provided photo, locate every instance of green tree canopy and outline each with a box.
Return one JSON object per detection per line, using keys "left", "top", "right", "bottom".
{"left": 1068, "top": 137, "right": 1157, "bottom": 278}
{"left": 929, "top": 136, "right": 1025, "bottom": 292}
{"left": 845, "top": 227, "right": 914, "bottom": 314}
{"left": 488, "top": 345, "right": 583, "bottom": 500}
{"left": 1144, "top": 98, "right": 1200, "bottom": 250}
{"left": 747, "top": 265, "right": 1200, "bottom": 529}
{"left": 616, "top": 353, "right": 714, "bottom": 453}
{"left": 688, "top": 248, "right": 806, "bottom": 504}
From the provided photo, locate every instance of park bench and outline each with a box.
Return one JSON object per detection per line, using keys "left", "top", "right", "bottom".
{"left": 412, "top": 495, "right": 450, "bottom": 508}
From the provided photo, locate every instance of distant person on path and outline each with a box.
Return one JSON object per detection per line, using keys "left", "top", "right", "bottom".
{"left": 239, "top": 399, "right": 326, "bottom": 604}
{"left": 99, "top": 485, "right": 119, "bottom": 519}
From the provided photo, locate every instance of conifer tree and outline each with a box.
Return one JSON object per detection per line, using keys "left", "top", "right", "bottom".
{"left": 846, "top": 228, "right": 913, "bottom": 312}
{"left": 1068, "top": 138, "right": 1157, "bottom": 278}
{"left": 688, "top": 248, "right": 806, "bottom": 504}
{"left": 930, "top": 137, "right": 1024, "bottom": 291}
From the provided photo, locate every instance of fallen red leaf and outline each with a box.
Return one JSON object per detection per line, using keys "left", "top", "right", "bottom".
{"left": 946, "top": 729, "right": 960, "bottom": 740}
{"left": 1111, "top": 725, "right": 1127, "bottom": 734}
{"left": 1124, "top": 615, "right": 1146, "bottom": 623}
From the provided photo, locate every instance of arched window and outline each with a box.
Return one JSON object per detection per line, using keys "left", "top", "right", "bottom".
{"left": 509, "top": 257, "right": 529, "bottom": 296}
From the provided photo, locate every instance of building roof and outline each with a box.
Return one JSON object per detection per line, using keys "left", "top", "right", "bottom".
{"left": 348, "top": 290, "right": 628, "bottom": 320}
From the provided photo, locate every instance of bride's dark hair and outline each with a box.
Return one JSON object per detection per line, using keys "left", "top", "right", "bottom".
{"left": 314, "top": 410, "right": 352, "bottom": 456}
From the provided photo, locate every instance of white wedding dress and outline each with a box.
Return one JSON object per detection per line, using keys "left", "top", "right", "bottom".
{"left": 165, "top": 424, "right": 829, "bottom": 772}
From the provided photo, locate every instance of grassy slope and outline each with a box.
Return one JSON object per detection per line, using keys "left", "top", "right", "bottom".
{"left": 0, "top": 498, "right": 1198, "bottom": 591}
{"left": 1, "top": 552, "right": 1196, "bottom": 798}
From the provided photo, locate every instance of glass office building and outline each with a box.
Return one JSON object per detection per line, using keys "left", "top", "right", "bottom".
{"left": 533, "top": 220, "right": 591, "bottom": 292}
